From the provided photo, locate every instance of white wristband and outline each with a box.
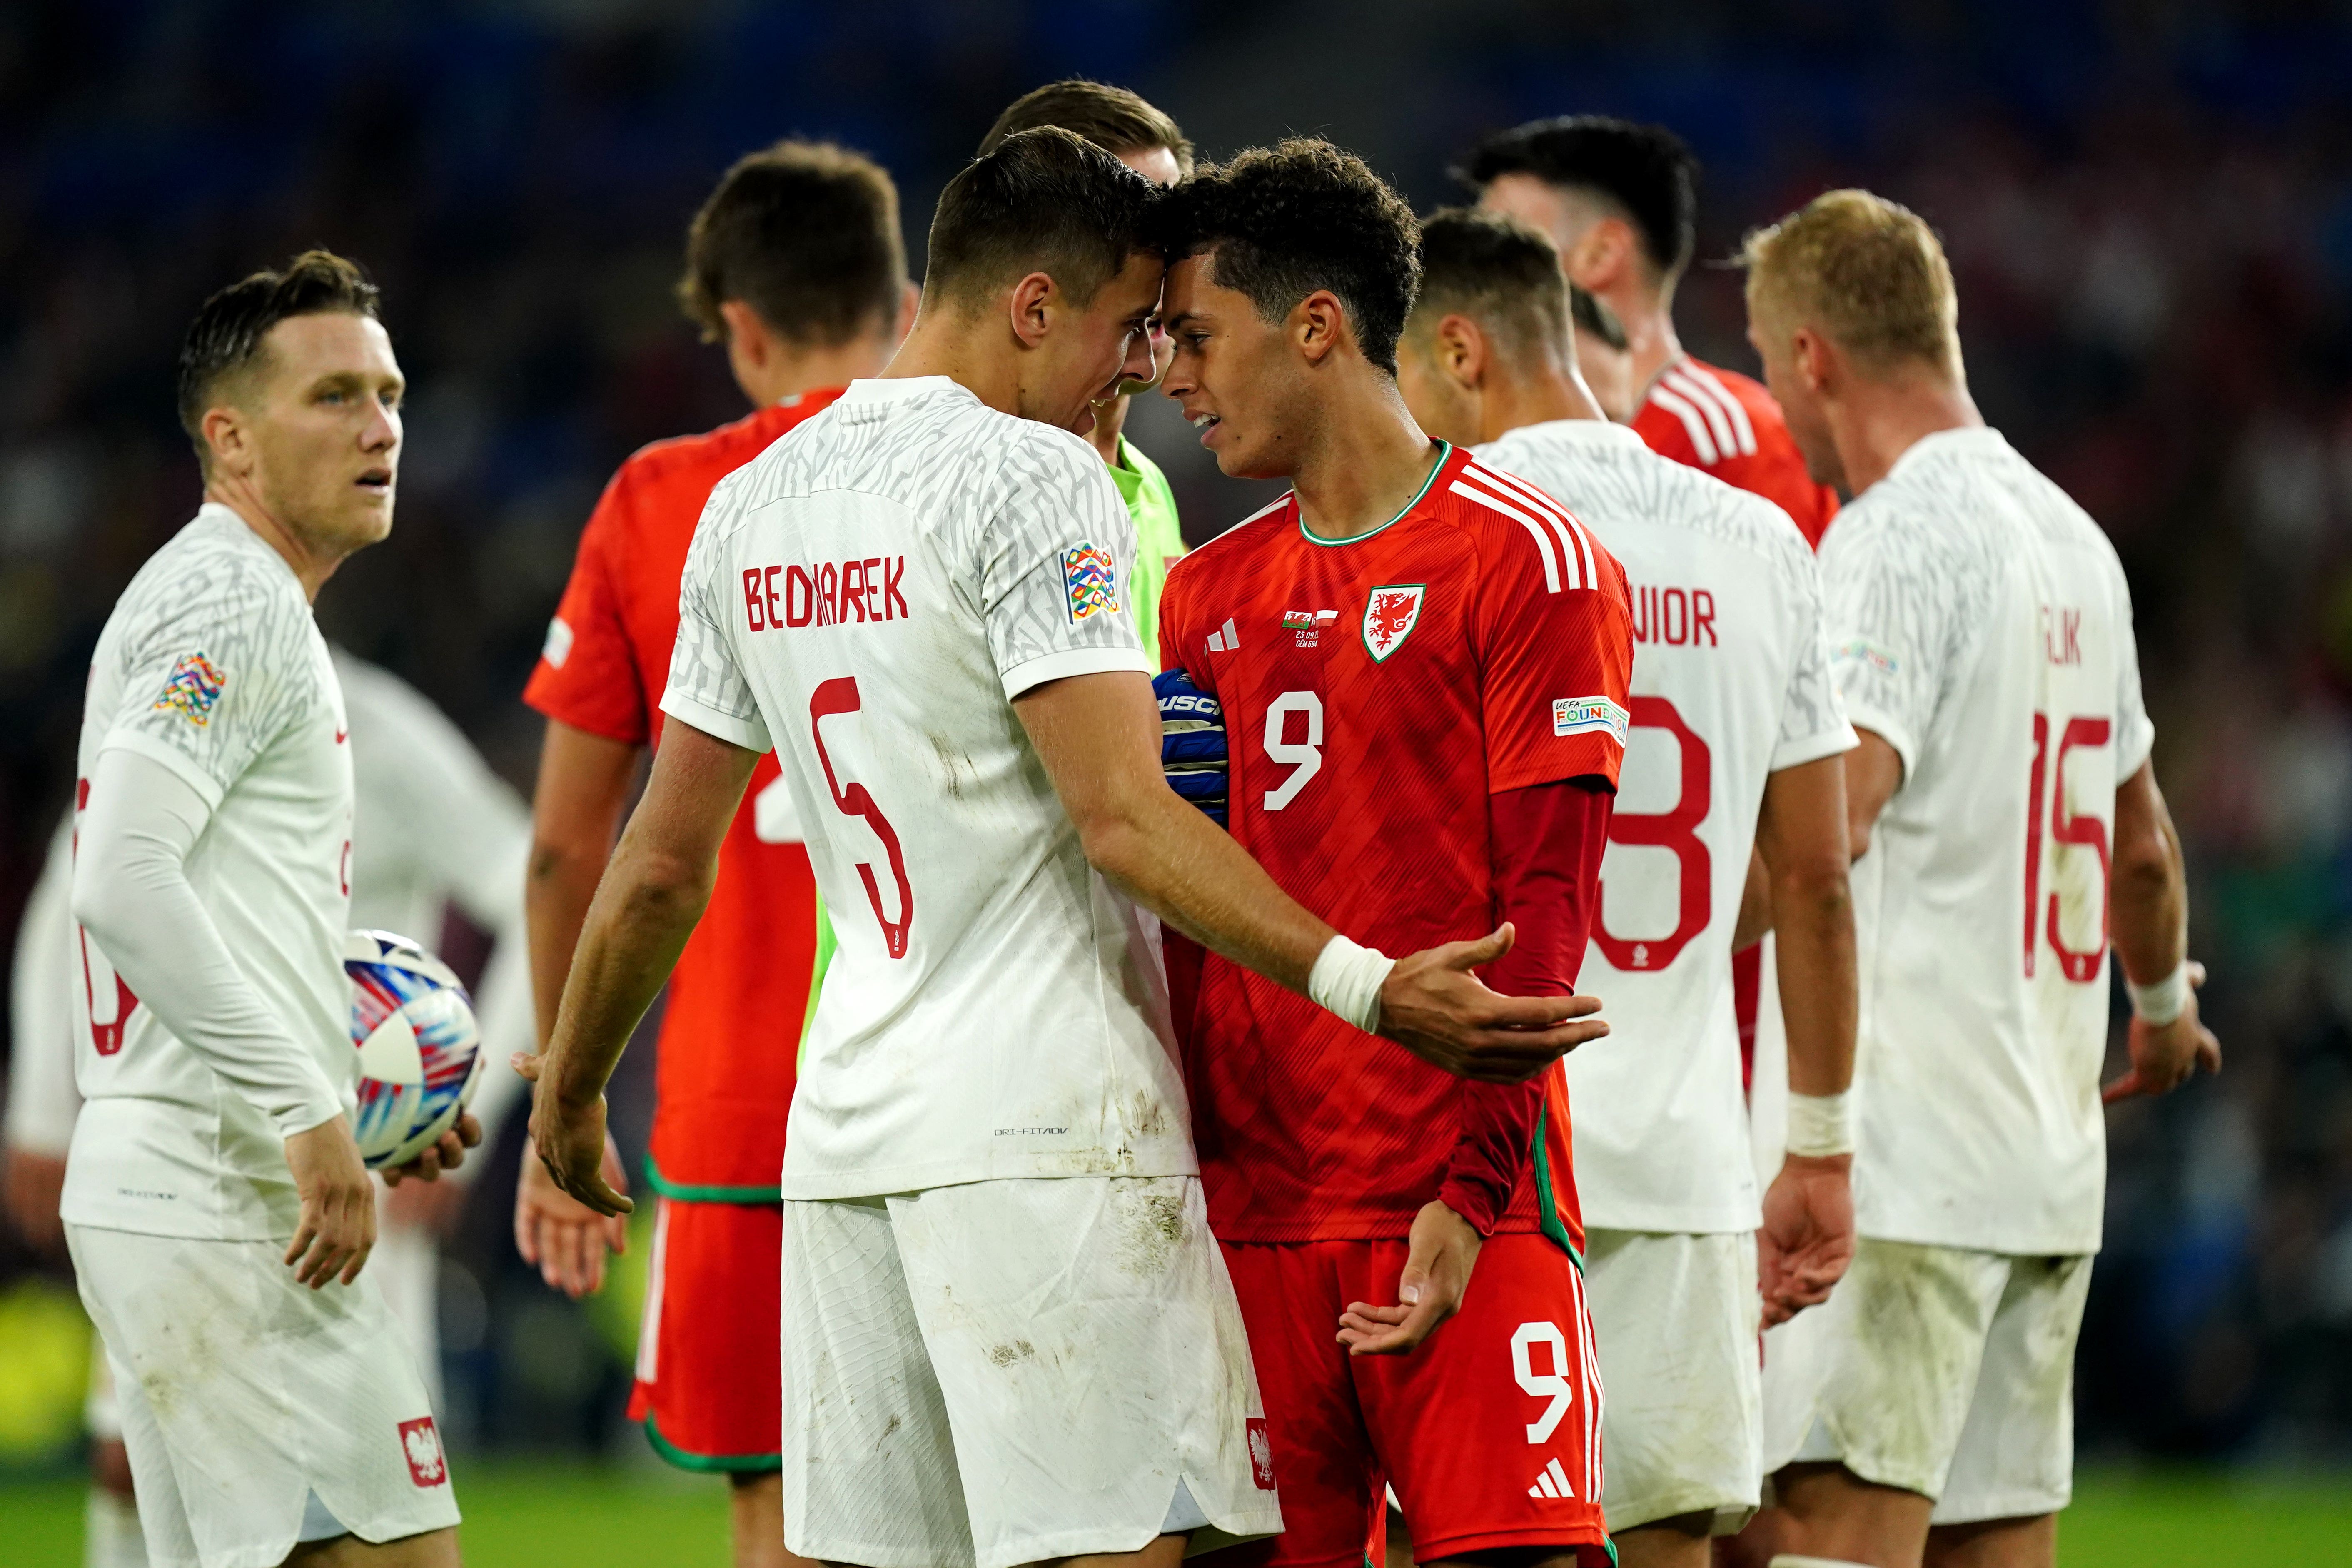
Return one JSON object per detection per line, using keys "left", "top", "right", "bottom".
{"left": 1785, "top": 1090, "right": 1853, "bottom": 1159}
{"left": 2127, "top": 962, "right": 2191, "bottom": 1027}
{"left": 1308, "top": 935, "right": 1396, "bottom": 1035}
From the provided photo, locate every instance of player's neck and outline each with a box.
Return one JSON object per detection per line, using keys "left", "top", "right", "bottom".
{"left": 1832, "top": 372, "right": 1984, "bottom": 496}
{"left": 1291, "top": 379, "right": 1445, "bottom": 542}
{"left": 1480, "top": 362, "right": 1608, "bottom": 444}
{"left": 1084, "top": 395, "right": 1131, "bottom": 464}
{"left": 880, "top": 312, "right": 1028, "bottom": 419}
{"left": 203, "top": 478, "right": 348, "bottom": 602}
{"left": 1609, "top": 287, "right": 1684, "bottom": 398}
{"left": 735, "top": 336, "right": 890, "bottom": 409}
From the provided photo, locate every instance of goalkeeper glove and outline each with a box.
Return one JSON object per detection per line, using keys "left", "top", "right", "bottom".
{"left": 1152, "top": 667, "right": 1228, "bottom": 827}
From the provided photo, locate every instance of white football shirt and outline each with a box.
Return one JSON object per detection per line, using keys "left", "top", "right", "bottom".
{"left": 65, "top": 504, "right": 357, "bottom": 1241}
{"left": 1480, "top": 419, "right": 1856, "bottom": 1233}
{"left": 662, "top": 375, "right": 1187, "bottom": 1199}
{"left": 1823, "top": 426, "right": 2153, "bottom": 1256}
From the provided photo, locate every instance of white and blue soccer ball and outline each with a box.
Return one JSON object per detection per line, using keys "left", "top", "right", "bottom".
{"left": 344, "top": 930, "right": 485, "bottom": 1171}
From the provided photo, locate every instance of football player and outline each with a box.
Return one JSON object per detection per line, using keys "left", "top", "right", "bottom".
{"left": 65, "top": 252, "right": 475, "bottom": 1568}
{"left": 1155, "top": 144, "right": 1634, "bottom": 1568}
{"left": 519, "top": 140, "right": 913, "bottom": 1567}
{"left": 1738, "top": 190, "right": 2217, "bottom": 1568}
{"left": 1395, "top": 206, "right": 1859, "bottom": 1568}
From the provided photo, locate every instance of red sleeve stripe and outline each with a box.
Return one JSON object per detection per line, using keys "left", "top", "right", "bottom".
{"left": 1448, "top": 478, "right": 1574, "bottom": 592}
{"left": 1466, "top": 463, "right": 1599, "bottom": 588}
{"left": 1665, "top": 364, "right": 1759, "bottom": 457}
{"left": 1647, "top": 383, "right": 1722, "bottom": 464}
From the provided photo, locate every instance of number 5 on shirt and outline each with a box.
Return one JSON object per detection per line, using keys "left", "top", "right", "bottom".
{"left": 808, "top": 677, "right": 913, "bottom": 958}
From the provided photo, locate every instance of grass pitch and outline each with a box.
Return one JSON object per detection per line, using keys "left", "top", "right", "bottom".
{"left": 4, "top": 1461, "right": 2350, "bottom": 1564}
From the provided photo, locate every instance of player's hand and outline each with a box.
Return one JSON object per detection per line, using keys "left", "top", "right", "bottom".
{"left": 380, "top": 1112, "right": 484, "bottom": 1187}
{"left": 2103, "top": 962, "right": 2221, "bottom": 1103}
{"left": 517, "top": 1049, "right": 633, "bottom": 1218}
{"left": 1377, "top": 925, "right": 1609, "bottom": 1084}
{"left": 1758, "top": 1152, "right": 1854, "bottom": 1327}
{"left": 283, "top": 1116, "right": 377, "bottom": 1289}
{"left": 514, "top": 1135, "right": 632, "bottom": 1299}
{"left": 1338, "top": 1199, "right": 1482, "bottom": 1355}
{"left": 2, "top": 1148, "right": 67, "bottom": 1256}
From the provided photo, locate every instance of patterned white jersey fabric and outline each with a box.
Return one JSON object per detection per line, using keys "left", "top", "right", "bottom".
{"left": 662, "top": 375, "right": 1186, "bottom": 1199}
{"left": 1479, "top": 419, "right": 1855, "bottom": 1233}
{"left": 1823, "top": 426, "right": 2153, "bottom": 1255}
{"left": 66, "top": 504, "right": 356, "bottom": 1241}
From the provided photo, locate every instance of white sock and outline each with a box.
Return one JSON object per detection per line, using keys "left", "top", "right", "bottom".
{"left": 85, "top": 1488, "right": 146, "bottom": 1568}
{"left": 1768, "top": 1557, "right": 1875, "bottom": 1567}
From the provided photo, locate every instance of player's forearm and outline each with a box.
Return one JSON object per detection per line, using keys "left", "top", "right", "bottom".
{"left": 1730, "top": 846, "right": 1772, "bottom": 951}
{"left": 1084, "top": 788, "right": 1333, "bottom": 995}
{"left": 73, "top": 748, "right": 344, "bottom": 1135}
{"left": 540, "top": 837, "right": 714, "bottom": 1108}
{"left": 2109, "top": 762, "right": 2187, "bottom": 985}
{"left": 1758, "top": 755, "right": 1858, "bottom": 1097}
{"left": 1771, "top": 858, "right": 1857, "bottom": 1097}
{"left": 524, "top": 721, "right": 640, "bottom": 1050}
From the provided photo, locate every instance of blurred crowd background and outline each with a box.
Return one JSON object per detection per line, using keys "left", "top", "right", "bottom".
{"left": 4, "top": 0, "right": 2352, "bottom": 1470}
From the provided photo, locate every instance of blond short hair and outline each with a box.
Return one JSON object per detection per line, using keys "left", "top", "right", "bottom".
{"left": 1743, "top": 189, "right": 1960, "bottom": 378}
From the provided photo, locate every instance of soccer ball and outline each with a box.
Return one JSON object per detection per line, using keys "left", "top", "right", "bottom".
{"left": 345, "top": 929, "right": 485, "bottom": 1171}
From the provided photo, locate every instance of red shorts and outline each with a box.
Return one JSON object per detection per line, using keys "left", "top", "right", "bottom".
{"left": 628, "top": 1198, "right": 781, "bottom": 1472}
{"left": 1221, "top": 1233, "right": 1609, "bottom": 1568}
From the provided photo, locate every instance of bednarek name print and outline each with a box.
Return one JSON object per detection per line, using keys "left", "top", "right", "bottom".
{"left": 743, "top": 557, "right": 910, "bottom": 631}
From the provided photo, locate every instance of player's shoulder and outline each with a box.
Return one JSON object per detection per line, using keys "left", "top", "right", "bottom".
{"left": 609, "top": 394, "right": 838, "bottom": 506}
{"left": 1434, "top": 447, "right": 1624, "bottom": 600}
{"left": 1484, "top": 417, "right": 1805, "bottom": 562}
{"left": 1163, "top": 492, "right": 1292, "bottom": 588}
{"left": 1636, "top": 357, "right": 1779, "bottom": 466}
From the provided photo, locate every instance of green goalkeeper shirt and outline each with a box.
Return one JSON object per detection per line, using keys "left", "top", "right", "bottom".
{"left": 1109, "top": 435, "right": 1186, "bottom": 656}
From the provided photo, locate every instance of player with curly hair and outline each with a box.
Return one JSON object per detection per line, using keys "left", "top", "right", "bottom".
{"left": 1155, "top": 140, "right": 1634, "bottom": 1568}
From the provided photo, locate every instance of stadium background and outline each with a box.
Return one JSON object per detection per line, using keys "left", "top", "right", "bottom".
{"left": 4, "top": 0, "right": 2352, "bottom": 1559}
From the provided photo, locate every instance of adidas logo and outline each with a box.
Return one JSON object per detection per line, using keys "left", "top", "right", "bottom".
{"left": 1205, "top": 617, "right": 1240, "bottom": 653}
{"left": 1526, "top": 1457, "right": 1576, "bottom": 1499}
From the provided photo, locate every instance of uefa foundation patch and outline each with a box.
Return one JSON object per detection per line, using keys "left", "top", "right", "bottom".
{"left": 1063, "top": 543, "right": 1120, "bottom": 623}
{"left": 153, "top": 652, "right": 227, "bottom": 725}
{"left": 1553, "top": 696, "right": 1629, "bottom": 744}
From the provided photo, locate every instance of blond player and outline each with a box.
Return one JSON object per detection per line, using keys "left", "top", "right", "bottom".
{"left": 1738, "top": 192, "right": 2219, "bottom": 1568}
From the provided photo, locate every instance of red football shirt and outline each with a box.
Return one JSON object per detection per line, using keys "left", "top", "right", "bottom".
{"left": 524, "top": 389, "right": 842, "bottom": 1197}
{"left": 1634, "top": 356, "right": 1839, "bottom": 547}
{"left": 1159, "top": 444, "right": 1634, "bottom": 1250}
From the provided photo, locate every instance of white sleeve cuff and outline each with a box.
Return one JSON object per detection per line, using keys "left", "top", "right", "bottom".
{"left": 1769, "top": 722, "right": 1861, "bottom": 775}
{"left": 999, "top": 646, "right": 1154, "bottom": 700}
{"left": 658, "top": 691, "right": 773, "bottom": 755}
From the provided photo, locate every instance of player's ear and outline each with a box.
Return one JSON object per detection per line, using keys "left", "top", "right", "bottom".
{"left": 1436, "top": 314, "right": 1486, "bottom": 391}
{"left": 1008, "top": 272, "right": 1056, "bottom": 349}
{"left": 1570, "top": 217, "right": 1634, "bottom": 293}
{"left": 200, "top": 403, "right": 253, "bottom": 481}
{"left": 1294, "top": 289, "right": 1347, "bottom": 366}
{"left": 1790, "top": 325, "right": 1832, "bottom": 395}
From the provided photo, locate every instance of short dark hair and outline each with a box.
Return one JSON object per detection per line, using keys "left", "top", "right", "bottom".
{"left": 1157, "top": 138, "right": 1420, "bottom": 375}
{"left": 1454, "top": 116, "right": 1698, "bottom": 282}
{"left": 925, "top": 127, "right": 1164, "bottom": 310}
{"left": 1410, "top": 207, "right": 1569, "bottom": 366}
{"left": 678, "top": 140, "right": 905, "bottom": 346}
{"left": 978, "top": 80, "right": 1195, "bottom": 178}
{"left": 177, "top": 249, "right": 381, "bottom": 469}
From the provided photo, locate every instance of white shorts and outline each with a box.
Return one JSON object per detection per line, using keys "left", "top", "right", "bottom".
{"left": 781, "top": 1174, "right": 1283, "bottom": 1568}
{"left": 1761, "top": 1238, "right": 2091, "bottom": 1523}
{"left": 1585, "top": 1229, "right": 1762, "bottom": 1534}
{"left": 67, "top": 1224, "right": 461, "bottom": 1568}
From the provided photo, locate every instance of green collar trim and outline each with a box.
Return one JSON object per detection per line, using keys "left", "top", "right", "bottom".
{"left": 1297, "top": 441, "right": 1451, "bottom": 547}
